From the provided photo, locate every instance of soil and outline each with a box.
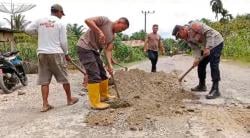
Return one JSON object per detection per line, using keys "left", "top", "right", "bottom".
{"left": 85, "top": 69, "right": 198, "bottom": 130}
{"left": 0, "top": 55, "right": 249, "bottom": 137}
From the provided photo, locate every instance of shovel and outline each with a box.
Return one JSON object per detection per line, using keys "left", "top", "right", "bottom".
{"left": 110, "top": 73, "right": 120, "bottom": 99}
{"left": 114, "top": 63, "right": 128, "bottom": 71}
{"left": 69, "top": 60, "right": 87, "bottom": 75}
{"left": 178, "top": 56, "right": 205, "bottom": 82}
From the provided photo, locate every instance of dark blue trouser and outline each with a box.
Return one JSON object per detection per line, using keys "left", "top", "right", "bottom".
{"left": 147, "top": 50, "right": 158, "bottom": 72}
{"left": 198, "top": 42, "right": 224, "bottom": 83}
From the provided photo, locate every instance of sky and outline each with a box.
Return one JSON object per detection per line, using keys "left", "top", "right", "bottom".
{"left": 0, "top": 0, "right": 249, "bottom": 38}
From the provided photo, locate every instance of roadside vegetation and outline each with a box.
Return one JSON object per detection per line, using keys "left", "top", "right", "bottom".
{"left": 0, "top": 0, "right": 249, "bottom": 64}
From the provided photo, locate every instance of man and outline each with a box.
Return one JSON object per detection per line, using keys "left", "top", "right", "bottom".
{"left": 77, "top": 16, "right": 129, "bottom": 109}
{"left": 172, "top": 21, "right": 224, "bottom": 99}
{"left": 144, "top": 24, "right": 165, "bottom": 72}
{"left": 25, "top": 4, "right": 78, "bottom": 112}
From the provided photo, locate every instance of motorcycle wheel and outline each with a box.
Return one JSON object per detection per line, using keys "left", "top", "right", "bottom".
{"left": 21, "top": 76, "right": 28, "bottom": 86}
{"left": 0, "top": 74, "right": 15, "bottom": 94}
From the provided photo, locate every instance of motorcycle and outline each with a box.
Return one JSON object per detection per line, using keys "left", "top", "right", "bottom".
{"left": 0, "top": 51, "right": 28, "bottom": 94}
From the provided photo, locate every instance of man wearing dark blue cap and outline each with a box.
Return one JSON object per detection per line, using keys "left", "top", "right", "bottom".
{"left": 172, "top": 21, "right": 224, "bottom": 99}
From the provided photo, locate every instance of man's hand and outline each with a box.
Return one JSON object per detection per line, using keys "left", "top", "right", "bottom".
{"left": 107, "top": 66, "right": 113, "bottom": 75}
{"left": 203, "top": 48, "right": 210, "bottom": 57}
{"left": 65, "top": 55, "right": 71, "bottom": 62}
{"left": 161, "top": 50, "right": 165, "bottom": 55}
{"left": 98, "top": 31, "right": 106, "bottom": 44}
{"left": 193, "top": 58, "right": 200, "bottom": 67}
{"left": 82, "top": 75, "right": 88, "bottom": 87}
{"left": 111, "top": 58, "right": 117, "bottom": 65}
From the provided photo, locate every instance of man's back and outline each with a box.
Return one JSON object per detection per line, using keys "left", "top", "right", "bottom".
{"left": 26, "top": 15, "right": 67, "bottom": 54}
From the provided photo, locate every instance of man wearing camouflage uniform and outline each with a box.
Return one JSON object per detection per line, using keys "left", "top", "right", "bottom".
{"left": 172, "top": 21, "right": 224, "bottom": 99}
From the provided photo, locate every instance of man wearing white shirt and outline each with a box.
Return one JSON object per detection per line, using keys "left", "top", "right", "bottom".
{"left": 25, "top": 4, "right": 78, "bottom": 112}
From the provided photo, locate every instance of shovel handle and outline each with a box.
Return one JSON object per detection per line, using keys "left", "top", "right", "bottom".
{"left": 114, "top": 63, "right": 128, "bottom": 71}
{"left": 68, "top": 60, "right": 87, "bottom": 76}
{"left": 111, "top": 74, "right": 120, "bottom": 99}
{"left": 178, "top": 65, "right": 195, "bottom": 82}
{"left": 178, "top": 56, "right": 205, "bottom": 82}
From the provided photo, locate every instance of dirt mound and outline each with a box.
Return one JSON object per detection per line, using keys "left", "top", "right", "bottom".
{"left": 85, "top": 69, "right": 198, "bottom": 130}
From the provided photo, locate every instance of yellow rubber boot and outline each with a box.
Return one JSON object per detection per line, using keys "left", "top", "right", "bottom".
{"left": 87, "top": 83, "right": 110, "bottom": 110}
{"left": 100, "top": 79, "right": 116, "bottom": 102}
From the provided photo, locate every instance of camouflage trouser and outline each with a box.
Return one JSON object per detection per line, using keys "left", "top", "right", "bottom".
{"left": 77, "top": 46, "right": 108, "bottom": 83}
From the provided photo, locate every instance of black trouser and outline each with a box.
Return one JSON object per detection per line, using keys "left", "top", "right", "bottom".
{"left": 147, "top": 50, "right": 158, "bottom": 72}
{"left": 77, "top": 46, "right": 108, "bottom": 83}
{"left": 197, "top": 42, "right": 224, "bottom": 83}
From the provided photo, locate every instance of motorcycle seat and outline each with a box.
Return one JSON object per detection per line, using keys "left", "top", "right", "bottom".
{"left": 2, "top": 51, "right": 20, "bottom": 57}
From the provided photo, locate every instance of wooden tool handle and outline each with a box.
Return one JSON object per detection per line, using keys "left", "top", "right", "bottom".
{"left": 69, "top": 60, "right": 87, "bottom": 75}
{"left": 178, "top": 65, "right": 195, "bottom": 82}
{"left": 178, "top": 56, "right": 205, "bottom": 82}
{"left": 111, "top": 74, "right": 120, "bottom": 99}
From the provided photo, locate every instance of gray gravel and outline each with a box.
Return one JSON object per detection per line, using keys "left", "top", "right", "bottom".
{"left": 0, "top": 55, "right": 249, "bottom": 138}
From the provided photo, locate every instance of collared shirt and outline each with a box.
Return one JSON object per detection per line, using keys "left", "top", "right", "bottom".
{"left": 77, "top": 16, "right": 114, "bottom": 52}
{"left": 25, "top": 15, "right": 68, "bottom": 55}
{"left": 186, "top": 21, "right": 224, "bottom": 58}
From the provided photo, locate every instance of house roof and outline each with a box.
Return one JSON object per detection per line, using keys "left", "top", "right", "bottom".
{"left": 0, "top": 28, "right": 13, "bottom": 32}
{"left": 122, "top": 40, "right": 144, "bottom": 47}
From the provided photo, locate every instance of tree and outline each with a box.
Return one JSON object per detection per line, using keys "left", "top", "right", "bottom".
{"left": 67, "top": 23, "right": 85, "bottom": 39}
{"left": 4, "top": 14, "right": 30, "bottom": 31}
{"left": 122, "top": 34, "right": 129, "bottom": 41}
{"left": 210, "top": 0, "right": 223, "bottom": 20}
{"left": 220, "top": 9, "right": 233, "bottom": 23}
{"left": 200, "top": 18, "right": 212, "bottom": 25}
{"left": 130, "top": 30, "right": 147, "bottom": 40}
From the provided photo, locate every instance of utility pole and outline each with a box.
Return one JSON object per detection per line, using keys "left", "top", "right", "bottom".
{"left": 141, "top": 10, "right": 155, "bottom": 32}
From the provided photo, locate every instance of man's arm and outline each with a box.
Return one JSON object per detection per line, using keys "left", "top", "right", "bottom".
{"left": 144, "top": 36, "right": 148, "bottom": 52}
{"left": 158, "top": 37, "right": 165, "bottom": 55}
{"left": 104, "top": 43, "right": 114, "bottom": 74}
{"left": 188, "top": 42, "right": 203, "bottom": 67}
{"left": 85, "top": 17, "right": 104, "bottom": 34}
{"left": 59, "top": 24, "right": 68, "bottom": 55}
{"left": 85, "top": 16, "right": 106, "bottom": 44}
{"left": 188, "top": 42, "right": 202, "bottom": 59}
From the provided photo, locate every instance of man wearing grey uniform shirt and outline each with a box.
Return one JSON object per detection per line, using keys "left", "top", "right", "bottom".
{"left": 77, "top": 16, "right": 129, "bottom": 109}
{"left": 172, "top": 21, "right": 224, "bottom": 99}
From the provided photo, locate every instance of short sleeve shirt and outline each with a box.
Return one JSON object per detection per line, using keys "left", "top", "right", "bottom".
{"left": 77, "top": 16, "right": 114, "bottom": 51}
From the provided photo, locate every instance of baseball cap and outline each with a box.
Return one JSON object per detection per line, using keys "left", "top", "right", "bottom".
{"left": 51, "top": 4, "right": 65, "bottom": 16}
{"left": 172, "top": 25, "right": 182, "bottom": 39}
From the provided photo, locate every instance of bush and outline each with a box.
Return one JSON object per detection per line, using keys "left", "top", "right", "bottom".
{"left": 113, "top": 43, "right": 146, "bottom": 63}
{"left": 209, "top": 15, "right": 250, "bottom": 62}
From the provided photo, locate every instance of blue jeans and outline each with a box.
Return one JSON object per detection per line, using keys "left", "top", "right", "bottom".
{"left": 147, "top": 50, "right": 158, "bottom": 72}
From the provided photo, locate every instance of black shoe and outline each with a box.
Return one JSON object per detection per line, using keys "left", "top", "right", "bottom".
{"left": 206, "top": 89, "right": 220, "bottom": 99}
{"left": 191, "top": 84, "right": 207, "bottom": 92}
{"left": 206, "top": 81, "right": 220, "bottom": 99}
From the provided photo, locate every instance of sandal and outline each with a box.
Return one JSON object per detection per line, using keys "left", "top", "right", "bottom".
{"left": 40, "top": 104, "right": 54, "bottom": 112}
{"left": 67, "top": 97, "right": 79, "bottom": 105}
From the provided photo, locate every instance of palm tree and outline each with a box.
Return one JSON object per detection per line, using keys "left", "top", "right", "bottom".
{"left": 4, "top": 14, "right": 29, "bottom": 31}
{"left": 67, "top": 23, "right": 85, "bottom": 39}
{"left": 220, "top": 9, "right": 233, "bottom": 23}
{"left": 210, "top": 0, "right": 224, "bottom": 20}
